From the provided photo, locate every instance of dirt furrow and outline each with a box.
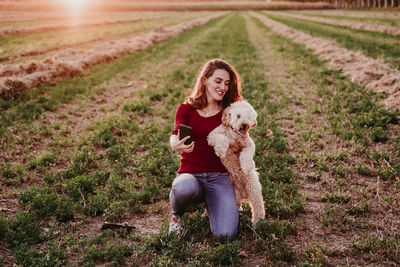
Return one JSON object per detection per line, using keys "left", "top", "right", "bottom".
{"left": 246, "top": 14, "right": 347, "bottom": 262}
{"left": 301, "top": 10, "right": 400, "bottom": 20}
{"left": 0, "top": 14, "right": 231, "bottom": 219}
{"left": 246, "top": 13, "right": 400, "bottom": 265}
{"left": 39, "top": 13, "right": 231, "bottom": 140}
{"left": 0, "top": 11, "right": 140, "bottom": 24}
{"left": 0, "top": 12, "right": 226, "bottom": 99}
{"left": 0, "top": 22, "right": 166, "bottom": 64}
{"left": 0, "top": 15, "right": 168, "bottom": 38}
{"left": 272, "top": 11, "right": 400, "bottom": 35}
{"left": 250, "top": 12, "right": 400, "bottom": 110}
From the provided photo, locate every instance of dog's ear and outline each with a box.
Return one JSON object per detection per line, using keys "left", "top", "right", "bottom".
{"left": 222, "top": 106, "right": 231, "bottom": 127}
{"left": 251, "top": 120, "right": 257, "bottom": 128}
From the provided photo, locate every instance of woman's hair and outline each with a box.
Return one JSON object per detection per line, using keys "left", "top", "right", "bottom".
{"left": 185, "top": 59, "right": 243, "bottom": 109}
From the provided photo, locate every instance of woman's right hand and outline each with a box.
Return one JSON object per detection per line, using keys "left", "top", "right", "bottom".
{"left": 170, "top": 134, "right": 194, "bottom": 153}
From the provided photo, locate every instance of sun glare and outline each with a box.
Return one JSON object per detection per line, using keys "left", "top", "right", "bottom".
{"left": 66, "top": 0, "right": 86, "bottom": 7}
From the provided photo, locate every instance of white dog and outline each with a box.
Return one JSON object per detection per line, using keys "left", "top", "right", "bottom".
{"left": 207, "top": 101, "right": 265, "bottom": 224}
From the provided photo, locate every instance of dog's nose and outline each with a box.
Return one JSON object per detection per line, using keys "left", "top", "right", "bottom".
{"left": 241, "top": 123, "right": 248, "bottom": 129}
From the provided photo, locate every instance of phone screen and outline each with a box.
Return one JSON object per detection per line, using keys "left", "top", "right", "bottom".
{"left": 179, "top": 124, "right": 193, "bottom": 145}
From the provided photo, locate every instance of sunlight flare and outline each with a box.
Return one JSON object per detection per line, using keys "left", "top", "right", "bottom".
{"left": 66, "top": 0, "right": 86, "bottom": 8}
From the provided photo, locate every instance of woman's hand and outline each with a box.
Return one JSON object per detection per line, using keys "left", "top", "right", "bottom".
{"left": 170, "top": 134, "right": 194, "bottom": 153}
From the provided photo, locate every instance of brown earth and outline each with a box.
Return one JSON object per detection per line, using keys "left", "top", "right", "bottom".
{"left": 251, "top": 12, "right": 400, "bottom": 111}
{"left": 273, "top": 11, "right": 400, "bottom": 35}
{"left": 246, "top": 13, "right": 400, "bottom": 265}
{"left": 0, "top": 14, "right": 231, "bottom": 264}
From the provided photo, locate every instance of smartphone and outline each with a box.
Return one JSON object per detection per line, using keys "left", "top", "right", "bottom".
{"left": 179, "top": 124, "right": 193, "bottom": 145}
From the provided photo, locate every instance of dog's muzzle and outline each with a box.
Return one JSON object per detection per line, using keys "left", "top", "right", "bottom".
{"left": 239, "top": 123, "right": 249, "bottom": 135}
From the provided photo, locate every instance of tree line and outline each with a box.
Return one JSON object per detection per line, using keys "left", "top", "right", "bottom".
{"left": 332, "top": 0, "right": 399, "bottom": 8}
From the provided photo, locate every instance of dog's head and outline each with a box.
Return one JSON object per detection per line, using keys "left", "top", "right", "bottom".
{"left": 222, "top": 101, "right": 257, "bottom": 136}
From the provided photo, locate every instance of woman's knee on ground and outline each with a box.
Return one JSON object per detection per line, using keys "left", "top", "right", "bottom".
{"left": 212, "top": 227, "right": 238, "bottom": 241}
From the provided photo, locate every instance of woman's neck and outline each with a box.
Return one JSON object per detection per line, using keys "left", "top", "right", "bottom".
{"left": 207, "top": 101, "right": 220, "bottom": 109}
{"left": 198, "top": 101, "right": 221, "bottom": 117}
{"left": 207, "top": 98, "right": 222, "bottom": 110}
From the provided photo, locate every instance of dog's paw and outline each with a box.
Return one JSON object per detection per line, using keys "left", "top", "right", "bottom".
{"left": 251, "top": 210, "right": 266, "bottom": 225}
{"left": 251, "top": 215, "right": 264, "bottom": 225}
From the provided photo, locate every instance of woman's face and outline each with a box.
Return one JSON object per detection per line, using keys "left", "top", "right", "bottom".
{"left": 205, "top": 68, "right": 230, "bottom": 103}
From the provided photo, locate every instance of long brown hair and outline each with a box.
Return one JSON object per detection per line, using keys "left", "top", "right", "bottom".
{"left": 185, "top": 59, "right": 243, "bottom": 110}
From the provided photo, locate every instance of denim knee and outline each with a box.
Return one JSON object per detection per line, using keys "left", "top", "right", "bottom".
{"left": 170, "top": 173, "right": 202, "bottom": 216}
{"left": 211, "top": 211, "right": 238, "bottom": 241}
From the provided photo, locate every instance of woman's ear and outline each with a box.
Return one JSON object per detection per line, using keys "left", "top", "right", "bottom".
{"left": 202, "top": 77, "right": 207, "bottom": 87}
{"left": 222, "top": 107, "right": 231, "bottom": 127}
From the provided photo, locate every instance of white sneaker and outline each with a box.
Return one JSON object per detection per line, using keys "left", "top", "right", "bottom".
{"left": 168, "top": 215, "right": 183, "bottom": 234}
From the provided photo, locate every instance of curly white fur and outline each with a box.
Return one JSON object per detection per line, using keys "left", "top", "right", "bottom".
{"left": 207, "top": 101, "right": 265, "bottom": 224}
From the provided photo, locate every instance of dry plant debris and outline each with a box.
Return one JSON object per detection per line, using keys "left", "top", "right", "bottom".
{"left": 0, "top": 12, "right": 226, "bottom": 99}
{"left": 274, "top": 11, "right": 400, "bottom": 35}
{"left": 301, "top": 9, "right": 400, "bottom": 20}
{"left": 0, "top": 15, "right": 168, "bottom": 38}
{"left": 250, "top": 12, "right": 400, "bottom": 110}
{"left": 0, "top": 11, "right": 154, "bottom": 23}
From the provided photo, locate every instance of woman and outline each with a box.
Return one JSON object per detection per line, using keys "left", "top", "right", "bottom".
{"left": 169, "top": 59, "right": 243, "bottom": 240}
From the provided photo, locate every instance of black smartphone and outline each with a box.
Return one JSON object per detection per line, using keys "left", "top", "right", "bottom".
{"left": 179, "top": 124, "right": 193, "bottom": 145}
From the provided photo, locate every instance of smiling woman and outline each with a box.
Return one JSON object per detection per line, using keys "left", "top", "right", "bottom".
{"left": 168, "top": 59, "right": 244, "bottom": 240}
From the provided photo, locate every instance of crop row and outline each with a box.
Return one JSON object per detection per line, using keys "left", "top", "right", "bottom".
{"left": 0, "top": 10, "right": 126, "bottom": 23}
{"left": 264, "top": 13, "right": 400, "bottom": 71}
{"left": 0, "top": 12, "right": 226, "bottom": 100}
{"left": 275, "top": 11, "right": 400, "bottom": 35}
{"left": 0, "top": 14, "right": 168, "bottom": 38}
{"left": 0, "top": 11, "right": 164, "bottom": 27}
{"left": 0, "top": 1, "right": 332, "bottom": 12}
{"left": 301, "top": 9, "right": 400, "bottom": 20}
{"left": 249, "top": 13, "right": 400, "bottom": 265}
{"left": 297, "top": 10, "right": 400, "bottom": 29}
{"left": 0, "top": 14, "right": 229, "bottom": 264}
{"left": 0, "top": 13, "right": 207, "bottom": 65}
{"left": 255, "top": 12, "right": 400, "bottom": 110}
{"left": 1, "top": 10, "right": 399, "bottom": 265}
{"left": 0, "top": 13, "right": 303, "bottom": 265}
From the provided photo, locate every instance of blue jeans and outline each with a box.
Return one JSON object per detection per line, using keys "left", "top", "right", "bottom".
{"left": 169, "top": 172, "right": 239, "bottom": 240}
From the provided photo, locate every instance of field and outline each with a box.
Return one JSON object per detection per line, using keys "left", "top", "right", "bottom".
{"left": 1, "top": 4, "right": 400, "bottom": 266}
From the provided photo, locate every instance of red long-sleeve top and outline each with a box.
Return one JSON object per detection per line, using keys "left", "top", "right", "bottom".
{"left": 172, "top": 103, "right": 227, "bottom": 174}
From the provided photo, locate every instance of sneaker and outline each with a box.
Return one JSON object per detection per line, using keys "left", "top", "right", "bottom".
{"left": 168, "top": 215, "right": 183, "bottom": 234}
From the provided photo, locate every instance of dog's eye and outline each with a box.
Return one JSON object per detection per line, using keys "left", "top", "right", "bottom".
{"left": 237, "top": 114, "right": 241, "bottom": 119}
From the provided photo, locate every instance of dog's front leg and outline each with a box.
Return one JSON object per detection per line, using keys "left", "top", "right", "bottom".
{"left": 247, "top": 171, "right": 265, "bottom": 224}
{"left": 208, "top": 129, "right": 230, "bottom": 159}
{"left": 249, "top": 187, "right": 265, "bottom": 224}
{"left": 239, "top": 138, "right": 256, "bottom": 174}
{"left": 213, "top": 135, "right": 230, "bottom": 159}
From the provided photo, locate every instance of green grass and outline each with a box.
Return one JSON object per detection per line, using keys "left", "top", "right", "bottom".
{"left": 255, "top": 13, "right": 399, "bottom": 150}
{"left": 0, "top": 12, "right": 303, "bottom": 265}
{"left": 352, "top": 235, "right": 400, "bottom": 263}
{"left": 0, "top": 1, "right": 331, "bottom": 13}
{"left": 0, "top": 12, "right": 165, "bottom": 30}
{"left": 251, "top": 12, "right": 400, "bottom": 264}
{"left": 3, "top": 9, "right": 399, "bottom": 266}
{"left": 265, "top": 12, "right": 400, "bottom": 70}
{"left": 0, "top": 15, "right": 221, "bottom": 133}
{"left": 0, "top": 13, "right": 205, "bottom": 59}
{"left": 0, "top": 13, "right": 230, "bottom": 195}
